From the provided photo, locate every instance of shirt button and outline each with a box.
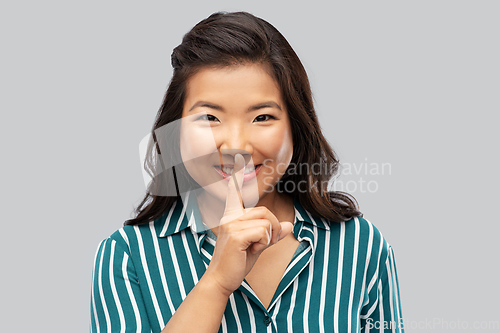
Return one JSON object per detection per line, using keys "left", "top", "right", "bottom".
{"left": 264, "top": 315, "right": 272, "bottom": 326}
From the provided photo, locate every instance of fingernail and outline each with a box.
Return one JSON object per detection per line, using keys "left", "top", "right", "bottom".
{"left": 277, "top": 228, "right": 282, "bottom": 241}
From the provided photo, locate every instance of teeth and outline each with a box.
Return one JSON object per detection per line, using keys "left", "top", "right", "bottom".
{"left": 221, "top": 165, "right": 256, "bottom": 175}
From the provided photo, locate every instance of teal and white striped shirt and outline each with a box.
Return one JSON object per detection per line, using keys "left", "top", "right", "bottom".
{"left": 90, "top": 191, "right": 404, "bottom": 332}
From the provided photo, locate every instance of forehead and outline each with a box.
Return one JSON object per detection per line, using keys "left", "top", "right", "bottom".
{"left": 183, "top": 64, "right": 283, "bottom": 107}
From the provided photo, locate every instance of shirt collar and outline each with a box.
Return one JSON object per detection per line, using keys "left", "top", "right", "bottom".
{"left": 292, "top": 196, "right": 330, "bottom": 231}
{"left": 157, "top": 190, "right": 330, "bottom": 238}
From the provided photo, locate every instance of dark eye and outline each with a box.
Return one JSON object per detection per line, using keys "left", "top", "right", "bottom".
{"left": 196, "top": 114, "right": 219, "bottom": 122}
{"left": 254, "top": 114, "right": 276, "bottom": 122}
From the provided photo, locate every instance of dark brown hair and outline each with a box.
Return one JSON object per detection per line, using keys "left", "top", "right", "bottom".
{"left": 125, "top": 11, "right": 361, "bottom": 226}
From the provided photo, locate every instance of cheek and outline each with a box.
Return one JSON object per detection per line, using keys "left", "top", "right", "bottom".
{"left": 258, "top": 126, "right": 293, "bottom": 166}
{"left": 180, "top": 122, "right": 217, "bottom": 162}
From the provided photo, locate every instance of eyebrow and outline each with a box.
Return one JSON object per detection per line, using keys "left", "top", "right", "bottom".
{"left": 188, "top": 101, "right": 282, "bottom": 112}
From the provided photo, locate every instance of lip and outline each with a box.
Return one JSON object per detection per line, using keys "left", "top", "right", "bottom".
{"left": 214, "top": 164, "right": 262, "bottom": 182}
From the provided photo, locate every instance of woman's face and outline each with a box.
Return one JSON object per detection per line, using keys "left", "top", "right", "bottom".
{"left": 179, "top": 63, "right": 293, "bottom": 208}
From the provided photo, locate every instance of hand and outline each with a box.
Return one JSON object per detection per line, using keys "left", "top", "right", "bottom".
{"left": 203, "top": 154, "right": 294, "bottom": 297}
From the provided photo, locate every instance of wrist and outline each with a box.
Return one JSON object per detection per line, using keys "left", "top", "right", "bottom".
{"left": 199, "top": 273, "right": 234, "bottom": 299}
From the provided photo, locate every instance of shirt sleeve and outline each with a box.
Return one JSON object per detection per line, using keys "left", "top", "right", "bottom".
{"left": 90, "top": 238, "right": 152, "bottom": 333}
{"left": 360, "top": 245, "right": 404, "bottom": 333}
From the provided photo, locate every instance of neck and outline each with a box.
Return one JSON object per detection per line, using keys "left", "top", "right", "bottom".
{"left": 195, "top": 190, "right": 226, "bottom": 230}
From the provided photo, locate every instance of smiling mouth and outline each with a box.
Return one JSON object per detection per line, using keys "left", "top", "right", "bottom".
{"left": 214, "top": 164, "right": 261, "bottom": 176}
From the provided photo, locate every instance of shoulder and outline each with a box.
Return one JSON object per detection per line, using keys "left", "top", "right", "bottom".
{"left": 348, "top": 216, "right": 389, "bottom": 248}
{"left": 322, "top": 216, "right": 392, "bottom": 269}
{"left": 106, "top": 217, "right": 169, "bottom": 254}
{"left": 324, "top": 214, "right": 386, "bottom": 241}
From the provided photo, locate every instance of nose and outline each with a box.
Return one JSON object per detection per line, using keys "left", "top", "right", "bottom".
{"left": 217, "top": 126, "right": 253, "bottom": 166}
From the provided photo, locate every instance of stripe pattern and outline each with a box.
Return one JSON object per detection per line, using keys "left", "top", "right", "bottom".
{"left": 90, "top": 192, "right": 404, "bottom": 332}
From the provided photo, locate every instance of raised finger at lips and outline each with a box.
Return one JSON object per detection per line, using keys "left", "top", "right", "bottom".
{"left": 222, "top": 153, "right": 246, "bottom": 219}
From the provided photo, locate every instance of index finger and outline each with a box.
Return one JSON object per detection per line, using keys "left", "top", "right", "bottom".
{"left": 223, "top": 153, "right": 245, "bottom": 217}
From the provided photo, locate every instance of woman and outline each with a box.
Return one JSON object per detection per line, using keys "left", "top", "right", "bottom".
{"left": 90, "top": 11, "right": 404, "bottom": 333}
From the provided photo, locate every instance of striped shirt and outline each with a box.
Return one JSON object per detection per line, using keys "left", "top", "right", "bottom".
{"left": 90, "top": 191, "right": 404, "bottom": 332}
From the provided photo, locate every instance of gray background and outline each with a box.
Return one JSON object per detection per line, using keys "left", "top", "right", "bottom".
{"left": 1, "top": 0, "right": 498, "bottom": 332}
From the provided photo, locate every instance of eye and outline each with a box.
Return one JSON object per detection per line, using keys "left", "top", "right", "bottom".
{"left": 196, "top": 114, "right": 219, "bottom": 122}
{"left": 254, "top": 114, "right": 276, "bottom": 122}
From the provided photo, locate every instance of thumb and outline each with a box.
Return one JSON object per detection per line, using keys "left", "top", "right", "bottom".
{"left": 277, "top": 222, "right": 294, "bottom": 241}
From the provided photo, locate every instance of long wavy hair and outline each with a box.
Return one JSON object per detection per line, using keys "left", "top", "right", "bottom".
{"left": 125, "top": 11, "right": 361, "bottom": 226}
